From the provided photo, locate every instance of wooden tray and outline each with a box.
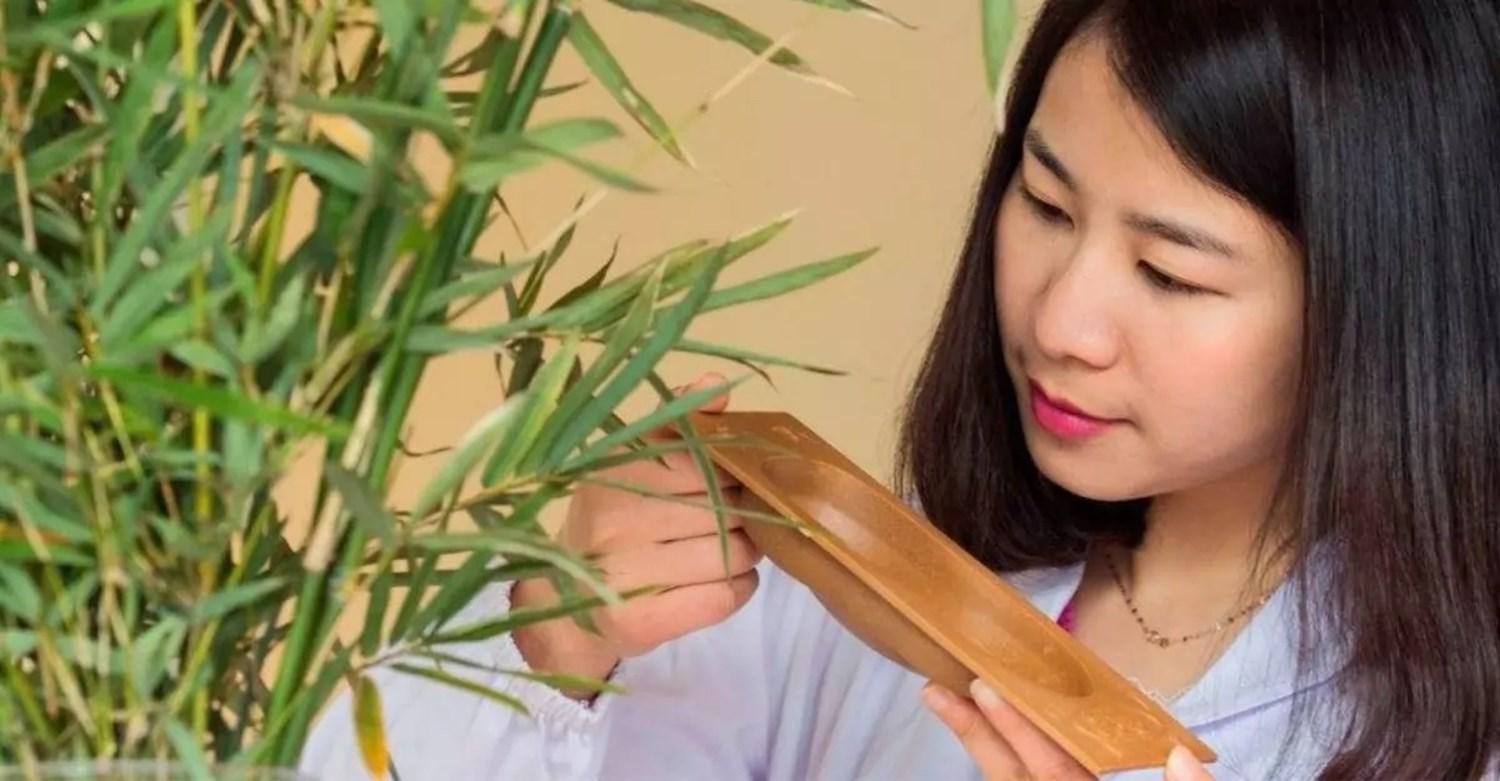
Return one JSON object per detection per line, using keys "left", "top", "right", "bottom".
{"left": 690, "top": 411, "right": 1215, "bottom": 775}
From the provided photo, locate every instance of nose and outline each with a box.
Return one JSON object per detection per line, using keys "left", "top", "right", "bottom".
{"left": 1030, "top": 242, "right": 1123, "bottom": 370}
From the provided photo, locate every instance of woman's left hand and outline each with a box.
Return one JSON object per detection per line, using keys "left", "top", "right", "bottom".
{"left": 921, "top": 680, "right": 1215, "bottom": 781}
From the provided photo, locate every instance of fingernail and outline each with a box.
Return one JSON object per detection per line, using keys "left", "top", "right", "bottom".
{"left": 969, "top": 679, "right": 1002, "bottom": 711}
{"left": 921, "top": 684, "right": 954, "bottom": 712}
{"left": 1166, "top": 746, "right": 1201, "bottom": 779}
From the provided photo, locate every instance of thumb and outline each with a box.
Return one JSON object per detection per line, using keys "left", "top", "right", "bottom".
{"left": 1165, "top": 746, "right": 1214, "bottom": 781}
{"left": 667, "top": 372, "right": 731, "bottom": 415}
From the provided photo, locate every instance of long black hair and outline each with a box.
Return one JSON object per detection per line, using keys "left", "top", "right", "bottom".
{"left": 895, "top": 1, "right": 1500, "bottom": 777}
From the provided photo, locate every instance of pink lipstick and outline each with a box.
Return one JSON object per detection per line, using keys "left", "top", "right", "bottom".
{"left": 1027, "top": 380, "right": 1119, "bottom": 440}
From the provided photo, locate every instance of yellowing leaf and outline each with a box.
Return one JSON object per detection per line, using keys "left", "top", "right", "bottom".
{"left": 354, "top": 675, "right": 390, "bottom": 779}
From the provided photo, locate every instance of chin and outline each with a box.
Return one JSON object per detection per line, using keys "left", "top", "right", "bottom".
{"left": 1023, "top": 431, "right": 1157, "bottom": 502}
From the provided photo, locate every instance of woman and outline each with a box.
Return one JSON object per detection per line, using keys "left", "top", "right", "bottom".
{"left": 303, "top": 0, "right": 1500, "bottom": 778}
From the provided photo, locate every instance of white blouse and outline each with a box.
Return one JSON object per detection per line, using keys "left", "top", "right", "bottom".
{"left": 298, "top": 558, "right": 1374, "bottom": 780}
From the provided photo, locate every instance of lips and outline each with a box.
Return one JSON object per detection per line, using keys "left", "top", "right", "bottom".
{"left": 1027, "top": 380, "right": 1120, "bottom": 440}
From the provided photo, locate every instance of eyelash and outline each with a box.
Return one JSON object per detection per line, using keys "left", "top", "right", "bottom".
{"left": 1018, "top": 185, "right": 1211, "bottom": 297}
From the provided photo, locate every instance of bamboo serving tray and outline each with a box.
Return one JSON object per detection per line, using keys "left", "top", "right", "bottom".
{"left": 689, "top": 411, "right": 1215, "bottom": 775}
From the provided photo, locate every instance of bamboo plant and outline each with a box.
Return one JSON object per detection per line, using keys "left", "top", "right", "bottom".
{"left": 0, "top": 0, "right": 1015, "bottom": 774}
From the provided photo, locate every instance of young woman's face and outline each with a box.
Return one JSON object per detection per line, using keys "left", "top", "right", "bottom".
{"left": 995, "top": 34, "right": 1304, "bottom": 501}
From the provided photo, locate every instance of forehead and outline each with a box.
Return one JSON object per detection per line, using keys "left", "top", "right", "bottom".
{"left": 1026, "top": 35, "right": 1292, "bottom": 260}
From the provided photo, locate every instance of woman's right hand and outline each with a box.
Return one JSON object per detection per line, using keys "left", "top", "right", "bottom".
{"left": 511, "top": 373, "right": 763, "bottom": 696}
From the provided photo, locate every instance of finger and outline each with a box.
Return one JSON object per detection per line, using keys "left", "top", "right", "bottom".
{"left": 599, "top": 529, "right": 763, "bottom": 591}
{"left": 1165, "top": 746, "right": 1215, "bottom": 781}
{"left": 605, "top": 570, "right": 760, "bottom": 653}
{"left": 601, "top": 452, "right": 739, "bottom": 498}
{"left": 971, "top": 680, "right": 1094, "bottom": 781}
{"left": 643, "top": 372, "right": 733, "bottom": 443}
{"left": 591, "top": 490, "right": 748, "bottom": 548}
{"left": 922, "top": 683, "right": 1028, "bottom": 780}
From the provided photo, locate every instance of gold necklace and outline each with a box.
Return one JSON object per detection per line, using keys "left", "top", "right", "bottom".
{"left": 1104, "top": 551, "right": 1275, "bottom": 648}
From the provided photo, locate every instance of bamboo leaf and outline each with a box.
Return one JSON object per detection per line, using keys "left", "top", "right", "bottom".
{"left": 697, "top": 247, "right": 876, "bottom": 313}
{"left": 297, "top": 95, "right": 462, "bottom": 147}
{"left": 353, "top": 675, "right": 391, "bottom": 780}
{"left": 0, "top": 566, "right": 42, "bottom": 623}
{"left": 481, "top": 335, "right": 579, "bottom": 485}
{"left": 165, "top": 719, "right": 214, "bottom": 781}
{"left": 524, "top": 262, "right": 666, "bottom": 473}
{"left": 273, "top": 141, "right": 372, "bottom": 194}
{"left": 98, "top": 208, "right": 232, "bottom": 347}
{"left": 419, "top": 256, "right": 539, "bottom": 318}
{"left": 325, "top": 463, "right": 397, "bottom": 543}
{"left": 187, "top": 578, "right": 288, "bottom": 624}
{"left": 18, "top": 124, "right": 108, "bottom": 187}
{"left": 410, "top": 392, "right": 529, "bottom": 519}
{"left": 95, "top": 63, "right": 260, "bottom": 314}
{"left": 4, "top": 0, "right": 174, "bottom": 46}
{"left": 567, "top": 12, "right": 690, "bottom": 165}
{"left": 605, "top": 0, "right": 820, "bottom": 79}
{"left": 982, "top": 0, "right": 1019, "bottom": 95}
{"left": 85, "top": 363, "right": 349, "bottom": 438}
{"left": 428, "top": 591, "right": 612, "bottom": 645}
{"left": 789, "top": 0, "right": 914, "bottom": 29}
{"left": 243, "top": 274, "right": 309, "bottom": 365}
{"left": 388, "top": 663, "right": 529, "bottom": 715}
{"left": 570, "top": 375, "right": 746, "bottom": 469}
{"left": 547, "top": 245, "right": 618, "bottom": 312}
{"left": 407, "top": 649, "right": 625, "bottom": 695}
{"left": 169, "top": 340, "right": 236, "bottom": 378}
{"left": 461, "top": 119, "right": 651, "bottom": 193}
{"left": 670, "top": 338, "right": 844, "bottom": 376}
{"left": 540, "top": 247, "right": 730, "bottom": 468}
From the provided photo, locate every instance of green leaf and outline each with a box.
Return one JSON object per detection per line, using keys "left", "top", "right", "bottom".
{"left": 567, "top": 12, "right": 691, "bottom": 165}
{"left": 541, "top": 247, "right": 730, "bottom": 468}
{"left": 982, "top": 0, "right": 1018, "bottom": 95}
{"left": 85, "top": 363, "right": 349, "bottom": 438}
{"left": 525, "top": 262, "right": 666, "bottom": 472}
{"left": 461, "top": 119, "right": 651, "bottom": 193}
{"left": 95, "top": 63, "right": 260, "bottom": 314}
{"left": 518, "top": 220, "right": 579, "bottom": 316}
{"left": 187, "top": 578, "right": 288, "bottom": 624}
{"left": 128, "top": 617, "right": 186, "bottom": 696}
{"left": 547, "top": 245, "right": 618, "bottom": 312}
{"left": 98, "top": 209, "right": 232, "bottom": 347}
{"left": 353, "top": 676, "right": 391, "bottom": 779}
{"left": 570, "top": 375, "right": 747, "bottom": 469}
{"left": 326, "top": 463, "right": 398, "bottom": 543}
{"left": 605, "top": 0, "right": 821, "bottom": 80}
{"left": 481, "top": 335, "right": 580, "bottom": 485}
{"left": 698, "top": 247, "right": 877, "bottom": 313}
{"left": 273, "top": 141, "right": 371, "bottom": 194}
{"left": 410, "top": 392, "right": 529, "bottom": 519}
{"left": 671, "top": 338, "right": 843, "bottom": 376}
{"left": 3, "top": 0, "right": 174, "bottom": 47}
{"left": 389, "top": 663, "right": 529, "bottom": 715}
{"left": 243, "top": 274, "right": 309, "bottom": 365}
{"left": 169, "top": 340, "right": 236, "bottom": 378}
{"left": 374, "top": 0, "right": 418, "bottom": 53}
{"left": 428, "top": 591, "right": 613, "bottom": 645}
{"left": 296, "top": 95, "right": 462, "bottom": 147}
{"left": 411, "top": 530, "right": 613, "bottom": 603}
{"left": 165, "top": 718, "right": 214, "bottom": 781}
{"left": 408, "top": 650, "right": 625, "bottom": 695}
{"left": 646, "top": 373, "right": 733, "bottom": 573}
{"left": 419, "top": 256, "right": 539, "bottom": 318}
{"left": 20, "top": 124, "right": 108, "bottom": 186}
{"left": 0, "top": 565, "right": 42, "bottom": 623}
{"left": 789, "top": 0, "right": 914, "bottom": 29}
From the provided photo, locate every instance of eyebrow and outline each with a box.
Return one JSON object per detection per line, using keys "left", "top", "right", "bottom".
{"left": 1023, "top": 128, "right": 1240, "bottom": 260}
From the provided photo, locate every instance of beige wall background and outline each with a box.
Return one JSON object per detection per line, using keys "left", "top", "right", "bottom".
{"left": 282, "top": 1, "right": 1035, "bottom": 523}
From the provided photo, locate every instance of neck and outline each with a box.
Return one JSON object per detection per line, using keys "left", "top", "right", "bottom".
{"left": 1124, "top": 457, "right": 1290, "bottom": 602}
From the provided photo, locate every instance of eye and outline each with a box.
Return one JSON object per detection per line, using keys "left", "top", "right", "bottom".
{"left": 1019, "top": 185, "right": 1073, "bottom": 227}
{"left": 1138, "top": 261, "right": 1211, "bottom": 296}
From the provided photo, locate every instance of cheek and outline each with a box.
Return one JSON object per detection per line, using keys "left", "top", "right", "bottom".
{"left": 1138, "top": 303, "right": 1302, "bottom": 469}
